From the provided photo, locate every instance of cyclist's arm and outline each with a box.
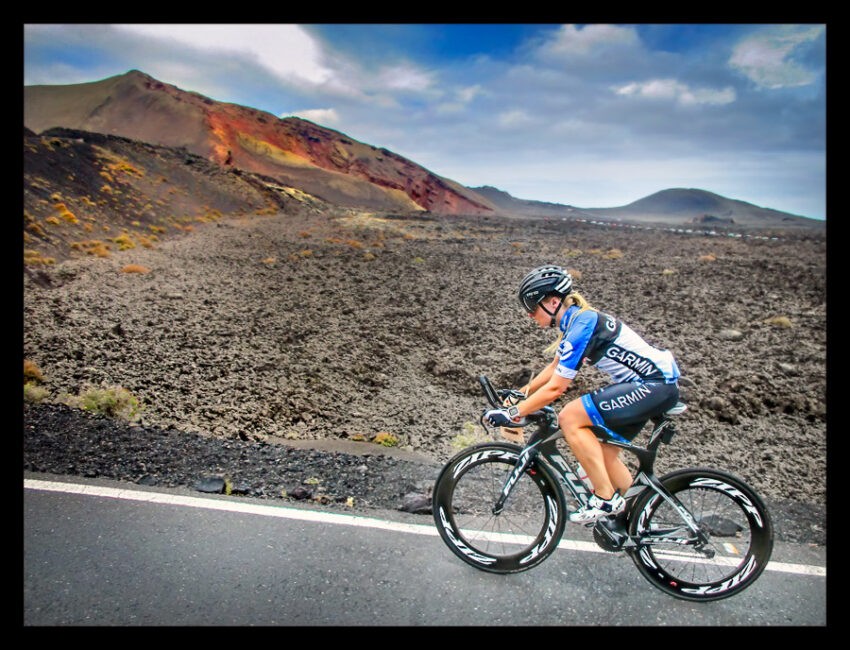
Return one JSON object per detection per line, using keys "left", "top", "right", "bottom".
{"left": 520, "top": 355, "right": 558, "bottom": 396}
{"left": 517, "top": 372, "right": 571, "bottom": 417}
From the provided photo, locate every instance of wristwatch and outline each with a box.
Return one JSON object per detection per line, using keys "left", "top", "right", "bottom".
{"left": 507, "top": 405, "right": 521, "bottom": 419}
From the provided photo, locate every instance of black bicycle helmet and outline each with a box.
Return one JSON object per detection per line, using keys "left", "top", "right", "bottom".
{"left": 518, "top": 265, "right": 573, "bottom": 324}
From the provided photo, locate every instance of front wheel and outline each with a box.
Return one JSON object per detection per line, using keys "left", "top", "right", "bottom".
{"left": 432, "top": 442, "right": 566, "bottom": 573}
{"left": 627, "top": 468, "right": 774, "bottom": 601}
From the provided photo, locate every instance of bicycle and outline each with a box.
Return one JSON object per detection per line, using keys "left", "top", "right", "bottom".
{"left": 432, "top": 376, "right": 774, "bottom": 602}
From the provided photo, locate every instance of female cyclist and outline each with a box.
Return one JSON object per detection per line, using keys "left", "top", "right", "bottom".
{"left": 484, "top": 265, "right": 681, "bottom": 523}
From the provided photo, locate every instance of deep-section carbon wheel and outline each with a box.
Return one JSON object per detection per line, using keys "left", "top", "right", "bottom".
{"left": 627, "top": 468, "right": 774, "bottom": 601}
{"left": 432, "top": 443, "right": 566, "bottom": 574}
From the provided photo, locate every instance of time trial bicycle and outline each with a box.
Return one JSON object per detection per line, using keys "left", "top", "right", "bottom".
{"left": 432, "top": 375, "right": 774, "bottom": 602}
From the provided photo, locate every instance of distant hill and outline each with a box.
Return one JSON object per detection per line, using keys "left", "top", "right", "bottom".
{"left": 582, "top": 188, "right": 822, "bottom": 230}
{"left": 472, "top": 186, "right": 595, "bottom": 219}
{"left": 474, "top": 185, "right": 822, "bottom": 230}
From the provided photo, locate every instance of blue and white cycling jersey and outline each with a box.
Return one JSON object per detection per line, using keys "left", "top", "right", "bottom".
{"left": 554, "top": 306, "right": 679, "bottom": 384}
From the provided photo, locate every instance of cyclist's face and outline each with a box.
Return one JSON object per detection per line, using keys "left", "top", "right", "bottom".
{"left": 528, "top": 297, "right": 559, "bottom": 327}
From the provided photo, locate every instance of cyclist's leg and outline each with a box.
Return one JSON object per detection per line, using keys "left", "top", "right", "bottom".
{"left": 601, "top": 443, "right": 632, "bottom": 495}
{"left": 569, "top": 381, "right": 679, "bottom": 498}
{"left": 558, "top": 398, "right": 618, "bottom": 499}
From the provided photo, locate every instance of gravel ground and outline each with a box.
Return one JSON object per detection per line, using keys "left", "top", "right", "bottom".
{"left": 23, "top": 209, "right": 827, "bottom": 546}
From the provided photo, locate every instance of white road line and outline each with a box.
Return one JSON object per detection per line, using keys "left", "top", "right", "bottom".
{"left": 24, "top": 478, "right": 825, "bottom": 577}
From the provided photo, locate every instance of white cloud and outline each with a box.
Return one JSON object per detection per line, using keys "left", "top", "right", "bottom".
{"left": 116, "top": 24, "right": 334, "bottom": 86}
{"left": 614, "top": 79, "right": 736, "bottom": 106}
{"left": 457, "top": 84, "right": 484, "bottom": 104}
{"left": 286, "top": 108, "right": 340, "bottom": 125}
{"left": 435, "top": 85, "right": 484, "bottom": 114}
{"left": 376, "top": 63, "right": 435, "bottom": 92}
{"left": 729, "top": 25, "right": 825, "bottom": 89}
{"left": 496, "top": 109, "right": 534, "bottom": 128}
{"left": 537, "top": 24, "right": 640, "bottom": 58}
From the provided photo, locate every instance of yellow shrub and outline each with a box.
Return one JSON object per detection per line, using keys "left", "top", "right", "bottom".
{"left": 23, "top": 250, "right": 55, "bottom": 266}
{"left": 764, "top": 315, "right": 793, "bottom": 328}
{"left": 73, "top": 240, "right": 111, "bottom": 258}
{"left": 113, "top": 233, "right": 136, "bottom": 250}
{"left": 71, "top": 384, "right": 141, "bottom": 422}
{"left": 26, "top": 222, "right": 46, "bottom": 238}
{"left": 24, "top": 359, "right": 44, "bottom": 384}
{"left": 121, "top": 264, "right": 151, "bottom": 274}
{"left": 24, "top": 383, "right": 49, "bottom": 403}
{"left": 372, "top": 431, "right": 399, "bottom": 447}
{"left": 59, "top": 208, "right": 79, "bottom": 224}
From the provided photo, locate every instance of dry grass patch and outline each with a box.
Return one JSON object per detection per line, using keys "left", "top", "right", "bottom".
{"left": 24, "top": 249, "right": 55, "bottom": 266}
{"left": 764, "top": 315, "right": 793, "bottom": 328}
{"left": 24, "top": 359, "right": 44, "bottom": 384}
{"left": 121, "top": 264, "right": 151, "bottom": 274}
{"left": 112, "top": 233, "right": 136, "bottom": 251}
{"left": 71, "top": 240, "right": 112, "bottom": 258}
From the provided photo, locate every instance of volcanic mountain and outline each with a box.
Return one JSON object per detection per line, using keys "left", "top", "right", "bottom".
{"left": 24, "top": 69, "right": 823, "bottom": 230}
{"left": 24, "top": 69, "right": 495, "bottom": 216}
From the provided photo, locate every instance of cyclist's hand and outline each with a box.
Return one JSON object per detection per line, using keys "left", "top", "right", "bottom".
{"left": 484, "top": 406, "right": 527, "bottom": 428}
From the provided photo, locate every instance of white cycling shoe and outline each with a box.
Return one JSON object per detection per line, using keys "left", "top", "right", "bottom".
{"left": 569, "top": 492, "right": 625, "bottom": 523}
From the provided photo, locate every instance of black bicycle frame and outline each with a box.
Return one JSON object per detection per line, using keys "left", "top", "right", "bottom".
{"left": 485, "top": 405, "right": 708, "bottom": 548}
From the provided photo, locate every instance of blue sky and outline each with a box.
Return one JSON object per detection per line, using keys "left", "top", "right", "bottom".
{"left": 23, "top": 23, "right": 826, "bottom": 220}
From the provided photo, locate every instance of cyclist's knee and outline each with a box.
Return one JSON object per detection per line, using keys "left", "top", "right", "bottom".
{"left": 558, "top": 400, "right": 589, "bottom": 436}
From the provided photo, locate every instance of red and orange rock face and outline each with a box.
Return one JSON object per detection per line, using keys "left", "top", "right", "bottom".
{"left": 26, "top": 70, "right": 493, "bottom": 215}
{"left": 202, "top": 103, "right": 492, "bottom": 215}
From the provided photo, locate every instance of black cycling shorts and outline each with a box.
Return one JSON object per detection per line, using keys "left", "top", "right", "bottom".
{"left": 580, "top": 381, "right": 680, "bottom": 442}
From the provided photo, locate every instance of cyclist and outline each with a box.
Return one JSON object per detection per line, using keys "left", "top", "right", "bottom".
{"left": 484, "top": 265, "right": 681, "bottom": 523}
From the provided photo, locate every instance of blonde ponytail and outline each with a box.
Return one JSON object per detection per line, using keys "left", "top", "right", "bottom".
{"left": 544, "top": 291, "right": 595, "bottom": 355}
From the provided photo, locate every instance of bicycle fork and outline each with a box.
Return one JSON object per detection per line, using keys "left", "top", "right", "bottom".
{"left": 493, "top": 443, "right": 540, "bottom": 514}
{"left": 492, "top": 411, "right": 561, "bottom": 515}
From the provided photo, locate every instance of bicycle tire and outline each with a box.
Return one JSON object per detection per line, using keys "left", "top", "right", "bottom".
{"left": 627, "top": 467, "right": 774, "bottom": 602}
{"left": 432, "top": 442, "right": 566, "bottom": 574}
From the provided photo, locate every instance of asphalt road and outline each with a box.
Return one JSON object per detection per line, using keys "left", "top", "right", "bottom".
{"left": 23, "top": 474, "right": 827, "bottom": 626}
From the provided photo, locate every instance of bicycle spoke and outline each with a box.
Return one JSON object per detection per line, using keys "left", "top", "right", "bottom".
{"left": 629, "top": 469, "right": 772, "bottom": 601}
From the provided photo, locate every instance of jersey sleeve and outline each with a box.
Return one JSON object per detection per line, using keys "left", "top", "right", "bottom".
{"left": 554, "top": 310, "right": 597, "bottom": 379}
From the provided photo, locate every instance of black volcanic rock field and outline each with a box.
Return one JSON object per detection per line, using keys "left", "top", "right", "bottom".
{"left": 23, "top": 206, "right": 826, "bottom": 544}
{"left": 23, "top": 81, "right": 827, "bottom": 545}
